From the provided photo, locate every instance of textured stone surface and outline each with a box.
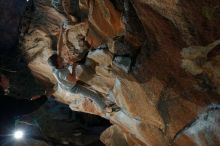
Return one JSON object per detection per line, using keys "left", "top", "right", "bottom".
{"left": 113, "top": 56, "right": 132, "bottom": 73}
{"left": 61, "top": 22, "right": 90, "bottom": 63}
{"left": 86, "top": 0, "right": 125, "bottom": 47}
{"left": 175, "top": 105, "right": 220, "bottom": 146}
{"left": 181, "top": 39, "right": 220, "bottom": 94}
{"left": 100, "top": 125, "right": 129, "bottom": 146}
{"left": 18, "top": 0, "right": 220, "bottom": 146}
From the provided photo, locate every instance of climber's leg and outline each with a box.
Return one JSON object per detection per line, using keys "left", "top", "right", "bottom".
{"left": 70, "top": 84, "right": 106, "bottom": 112}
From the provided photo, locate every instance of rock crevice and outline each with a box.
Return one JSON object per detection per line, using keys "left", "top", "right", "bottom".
{"left": 19, "top": 0, "right": 220, "bottom": 145}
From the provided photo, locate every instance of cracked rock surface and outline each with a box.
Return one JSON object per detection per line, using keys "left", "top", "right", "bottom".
{"left": 15, "top": 0, "right": 220, "bottom": 145}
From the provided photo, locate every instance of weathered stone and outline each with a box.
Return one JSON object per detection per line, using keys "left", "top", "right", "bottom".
{"left": 86, "top": 0, "right": 125, "bottom": 47}
{"left": 110, "top": 111, "right": 168, "bottom": 146}
{"left": 23, "top": 29, "right": 54, "bottom": 83}
{"left": 175, "top": 105, "right": 220, "bottom": 146}
{"left": 112, "top": 73, "right": 164, "bottom": 129}
{"left": 107, "top": 39, "right": 125, "bottom": 54}
{"left": 113, "top": 56, "right": 131, "bottom": 73}
{"left": 87, "top": 49, "right": 113, "bottom": 66}
{"left": 181, "top": 39, "right": 220, "bottom": 95}
{"left": 77, "top": 65, "right": 115, "bottom": 95}
{"left": 17, "top": 0, "right": 220, "bottom": 145}
{"left": 100, "top": 125, "right": 129, "bottom": 146}
{"left": 69, "top": 97, "right": 103, "bottom": 116}
{"left": 62, "top": 22, "right": 89, "bottom": 63}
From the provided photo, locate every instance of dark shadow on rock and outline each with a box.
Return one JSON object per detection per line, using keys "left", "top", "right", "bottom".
{"left": 16, "top": 98, "right": 110, "bottom": 146}
{"left": 0, "top": 0, "right": 46, "bottom": 99}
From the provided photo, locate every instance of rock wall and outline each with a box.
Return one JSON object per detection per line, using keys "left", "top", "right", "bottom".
{"left": 20, "top": 0, "right": 220, "bottom": 145}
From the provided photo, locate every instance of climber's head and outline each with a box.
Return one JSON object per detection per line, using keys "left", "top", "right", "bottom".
{"left": 48, "top": 54, "right": 64, "bottom": 69}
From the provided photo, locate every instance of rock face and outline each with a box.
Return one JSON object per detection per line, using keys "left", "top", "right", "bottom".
{"left": 19, "top": 0, "right": 220, "bottom": 145}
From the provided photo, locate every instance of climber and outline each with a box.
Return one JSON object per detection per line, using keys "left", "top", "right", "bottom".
{"left": 47, "top": 53, "right": 111, "bottom": 113}
{"left": 0, "top": 74, "right": 48, "bottom": 143}
{"left": 48, "top": 20, "right": 120, "bottom": 113}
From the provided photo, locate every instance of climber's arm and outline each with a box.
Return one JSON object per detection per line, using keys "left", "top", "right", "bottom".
{"left": 66, "top": 63, "right": 78, "bottom": 84}
{"left": 57, "top": 25, "right": 65, "bottom": 56}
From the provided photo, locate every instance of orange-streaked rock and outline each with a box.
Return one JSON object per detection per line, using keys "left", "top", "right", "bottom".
{"left": 86, "top": 0, "right": 125, "bottom": 47}
{"left": 100, "top": 125, "right": 129, "bottom": 146}
{"left": 20, "top": 0, "right": 220, "bottom": 145}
